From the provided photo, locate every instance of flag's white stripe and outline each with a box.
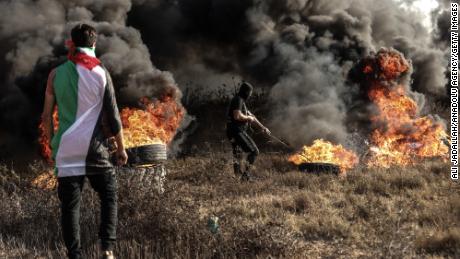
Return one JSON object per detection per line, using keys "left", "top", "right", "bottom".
{"left": 56, "top": 64, "right": 106, "bottom": 177}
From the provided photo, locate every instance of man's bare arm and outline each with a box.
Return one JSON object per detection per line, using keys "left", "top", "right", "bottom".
{"left": 233, "top": 110, "right": 254, "bottom": 122}
{"left": 42, "top": 93, "right": 55, "bottom": 140}
{"left": 42, "top": 70, "right": 56, "bottom": 141}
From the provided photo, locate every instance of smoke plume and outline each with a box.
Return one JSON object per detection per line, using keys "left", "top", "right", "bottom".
{"left": 0, "top": 0, "right": 182, "bottom": 157}
{"left": 0, "top": 0, "right": 450, "bottom": 158}
{"left": 129, "top": 0, "right": 448, "bottom": 147}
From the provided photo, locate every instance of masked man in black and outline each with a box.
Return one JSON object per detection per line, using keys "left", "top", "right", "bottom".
{"left": 227, "top": 82, "right": 270, "bottom": 181}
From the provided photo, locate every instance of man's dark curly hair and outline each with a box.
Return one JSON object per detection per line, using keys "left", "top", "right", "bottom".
{"left": 71, "top": 23, "right": 97, "bottom": 48}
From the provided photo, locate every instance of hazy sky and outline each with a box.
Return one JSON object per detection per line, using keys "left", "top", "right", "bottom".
{"left": 399, "top": 0, "right": 440, "bottom": 29}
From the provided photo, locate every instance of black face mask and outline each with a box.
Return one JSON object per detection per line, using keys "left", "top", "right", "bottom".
{"left": 238, "top": 82, "right": 253, "bottom": 100}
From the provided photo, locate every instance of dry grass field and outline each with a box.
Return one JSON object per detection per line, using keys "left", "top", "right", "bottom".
{"left": 0, "top": 153, "right": 459, "bottom": 258}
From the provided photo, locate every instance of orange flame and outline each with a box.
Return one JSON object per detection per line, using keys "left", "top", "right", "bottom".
{"left": 120, "top": 96, "right": 185, "bottom": 148}
{"left": 288, "top": 139, "right": 359, "bottom": 173}
{"left": 31, "top": 170, "right": 57, "bottom": 190}
{"left": 288, "top": 49, "right": 448, "bottom": 172}
{"left": 375, "top": 50, "right": 410, "bottom": 80}
{"left": 365, "top": 50, "right": 449, "bottom": 167}
{"left": 38, "top": 97, "right": 184, "bottom": 161}
{"left": 38, "top": 107, "right": 59, "bottom": 164}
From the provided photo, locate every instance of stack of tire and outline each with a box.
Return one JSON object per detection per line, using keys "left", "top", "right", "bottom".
{"left": 125, "top": 143, "right": 167, "bottom": 194}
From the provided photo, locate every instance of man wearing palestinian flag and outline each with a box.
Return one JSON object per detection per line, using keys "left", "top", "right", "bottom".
{"left": 42, "top": 24, "right": 128, "bottom": 259}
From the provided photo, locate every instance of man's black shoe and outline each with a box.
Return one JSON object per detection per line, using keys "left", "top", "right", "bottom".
{"left": 241, "top": 172, "right": 253, "bottom": 182}
{"left": 233, "top": 165, "right": 244, "bottom": 179}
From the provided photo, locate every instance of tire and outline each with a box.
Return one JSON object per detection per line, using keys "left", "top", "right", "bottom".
{"left": 298, "top": 162, "right": 340, "bottom": 175}
{"left": 126, "top": 144, "right": 167, "bottom": 165}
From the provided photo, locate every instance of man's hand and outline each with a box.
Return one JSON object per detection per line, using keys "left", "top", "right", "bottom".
{"left": 248, "top": 113, "right": 269, "bottom": 133}
{"left": 263, "top": 127, "right": 271, "bottom": 135}
{"left": 114, "top": 130, "right": 128, "bottom": 166}
{"left": 116, "top": 148, "right": 128, "bottom": 166}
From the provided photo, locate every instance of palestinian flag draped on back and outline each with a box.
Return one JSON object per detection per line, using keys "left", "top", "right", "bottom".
{"left": 47, "top": 47, "right": 121, "bottom": 177}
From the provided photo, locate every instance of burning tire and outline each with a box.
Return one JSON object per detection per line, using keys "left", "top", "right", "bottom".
{"left": 298, "top": 162, "right": 340, "bottom": 175}
{"left": 288, "top": 139, "right": 358, "bottom": 174}
{"left": 126, "top": 144, "right": 167, "bottom": 166}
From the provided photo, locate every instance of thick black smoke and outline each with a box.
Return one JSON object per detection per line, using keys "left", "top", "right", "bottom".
{"left": 0, "top": 0, "right": 450, "bottom": 159}
{"left": 129, "top": 0, "right": 449, "bottom": 147}
{"left": 0, "top": 0, "right": 182, "bottom": 158}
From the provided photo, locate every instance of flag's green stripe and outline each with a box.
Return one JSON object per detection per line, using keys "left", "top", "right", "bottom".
{"left": 51, "top": 61, "right": 80, "bottom": 169}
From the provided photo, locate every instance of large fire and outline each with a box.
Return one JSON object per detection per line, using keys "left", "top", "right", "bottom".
{"left": 288, "top": 139, "right": 359, "bottom": 173}
{"left": 38, "top": 96, "right": 184, "bottom": 159}
{"left": 289, "top": 49, "right": 448, "bottom": 172}
{"left": 121, "top": 96, "right": 185, "bottom": 148}
{"left": 31, "top": 170, "right": 57, "bottom": 190}
{"left": 364, "top": 49, "right": 449, "bottom": 167}
{"left": 36, "top": 96, "right": 183, "bottom": 190}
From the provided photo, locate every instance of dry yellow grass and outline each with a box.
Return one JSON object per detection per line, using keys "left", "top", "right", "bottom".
{"left": 0, "top": 153, "right": 458, "bottom": 258}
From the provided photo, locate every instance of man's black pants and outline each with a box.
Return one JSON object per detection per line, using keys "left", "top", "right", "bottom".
{"left": 57, "top": 170, "right": 117, "bottom": 259}
{"left": 227, "top": 127, "right": 259, "bottom": 175}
